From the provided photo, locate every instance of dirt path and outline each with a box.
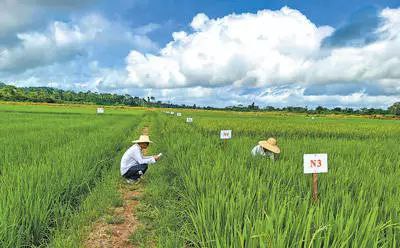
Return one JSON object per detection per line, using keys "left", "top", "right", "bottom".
{"left": 84, "top": 184, "right": 142, "bottom": 248}
{"left": 84, "top": 127, "right": 150, "bottom": 248}
{"left": 142, "top": 127, "right": 149, "bottom": 135}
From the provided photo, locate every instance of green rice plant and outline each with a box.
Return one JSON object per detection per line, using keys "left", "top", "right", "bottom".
{"left": 141, "top": 110, "right": 400, "bottom": 247}
{"left": 0, "top": 104, "right": 144, "bottom": 247}
{"left": 105, "top": 215, "right": 125, "bottom": 225}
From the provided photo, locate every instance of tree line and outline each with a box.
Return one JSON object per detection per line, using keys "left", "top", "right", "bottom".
{"left": 225, "top": 103, "right": 400, "bottom": 115}
{"left": 1, "top": 82, "right": 399, "bottom": 115}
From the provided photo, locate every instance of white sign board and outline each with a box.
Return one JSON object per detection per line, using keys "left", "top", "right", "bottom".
{"left": 177, "top": 112, "right": 182, "bottom": 116}
{"left": 186, "top": 117, "right": 193, "bottom": 123}
{"left": 171, "top": 111, "right": 175, "bottom": 115}
{"left": 96, "top": 107, "right": 104, "bottom": 114}
{"left": 303, "top": 154, "right": 328, "bottom": 174}
{"left": 220, "top": 130, "right": 232, "bottom": 139}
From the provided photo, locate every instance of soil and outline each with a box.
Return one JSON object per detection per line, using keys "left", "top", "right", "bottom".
{"left": 84, "top": 126, "right": 150, "bottom": 248}
{"left": 84, "top": 184, "right": 142, "bottom": 248}
{"left": 142, "top": 127, "right": 149, "bottom": 135}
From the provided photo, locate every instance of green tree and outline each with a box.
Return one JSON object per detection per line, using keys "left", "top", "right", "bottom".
{"left": 315, "top": 106, "right": 328, "bottom": 114}
{"left": 389, "top": 102, "right": 400, "bottom": 115}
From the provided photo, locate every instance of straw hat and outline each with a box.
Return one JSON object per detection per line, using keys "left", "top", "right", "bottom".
{"left": 132, "top": 135, "right": 153, "bottom": 144}
{"left": 259, "top": 138, "right": 280, "bottom": 154}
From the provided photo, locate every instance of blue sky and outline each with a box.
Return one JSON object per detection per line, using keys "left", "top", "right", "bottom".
{"left": 0, "top": 0, "right": 399, "bottom": 108}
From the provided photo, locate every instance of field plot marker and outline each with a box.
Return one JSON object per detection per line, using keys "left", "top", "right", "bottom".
{"left": 303, "top": 154, "right": 328, "bottom": 203}
{"left": 96, "top": 107, "right": 104, "bottom": 114}
{"left": 220, "top": 130, "right": 232, "bottom": 147}
{"left": 186, "top": 117, "right": 193, "bottom": 123}
{"left": 312, "top": 173, "right": 318, "bottom": 202}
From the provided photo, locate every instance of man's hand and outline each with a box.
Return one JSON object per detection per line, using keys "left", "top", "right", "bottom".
{"left": 154, "top": 153, "right": 162, "bottom": 161}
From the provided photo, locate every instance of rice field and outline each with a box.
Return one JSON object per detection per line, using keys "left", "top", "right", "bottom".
{"left": 1, "top": 103, "right": 399, "bottom": 247}
{"left": 144, "top": 110, "right": 400, "bottom": 247}
{"left": 0, "top": 103, "right": 144, "bottom": 247}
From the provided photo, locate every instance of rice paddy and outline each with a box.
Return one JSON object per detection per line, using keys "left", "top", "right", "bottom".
{"left": 1, "top": 103, "right": 399, "bottom": 247}
{"left": 144, "top": 110, "right": 400, "bottom": 247}
{"left": 0, "top": 103, "right": 144, "bottom": 247}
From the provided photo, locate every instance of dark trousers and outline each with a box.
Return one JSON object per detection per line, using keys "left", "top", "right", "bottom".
{"left": 123, "top": 164, "right": 148, "bottom": 180}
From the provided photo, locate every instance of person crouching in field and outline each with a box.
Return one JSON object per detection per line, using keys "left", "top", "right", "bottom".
{"left": 251, "top": 137, "right": 280, "bottom": 161}
{"left": 120, "top": 135, "right": 161, "bottom": 183}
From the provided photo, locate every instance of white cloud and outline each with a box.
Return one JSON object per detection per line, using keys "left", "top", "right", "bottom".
{"left": 125, "top": 7, "right": 335, "bottom": 88}
{"left": 0, "top": 16, "right": 95, "bottom": 72}
{"left": 2, "top": 58, "right": 129, "bottom": 93}
{"left": 2, "top": 5, "right": 399, "bottom": 109}
{"left": 0, "top": 0, "right": 36, "bottom": 36}
{"left": 124, "top": 6, "right": 400, "bottom": 96}
{"left": 255, "top": 86, "right": 398, "bottom": 109}
{"left": 190, "top": 13, "right": 209, "bottom": 30}
{"left": 121, "top": 84, "right": 397, "bottom": 109}
{"left": 0, "top": 13, "right": 158, "bottom": 72}
{"left": 133, "top": 23, "right": 161, "bottom": 35}
{"left": 0, "top": 0, "right": 97, "bottom": 37}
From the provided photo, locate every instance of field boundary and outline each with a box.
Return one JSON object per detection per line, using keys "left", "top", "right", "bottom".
{"left": 83, "top": 124, "right": 154, "bottom": 248}
{"left": 48, "top": 115, "right": 148, "bottom": 247}
{"left": 84, "top": 182, "right": 143, "bottom": 248}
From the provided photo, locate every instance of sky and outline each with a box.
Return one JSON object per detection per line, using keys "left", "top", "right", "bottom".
{"left": 0, "top": 0, "right": 399, "bottom": 109}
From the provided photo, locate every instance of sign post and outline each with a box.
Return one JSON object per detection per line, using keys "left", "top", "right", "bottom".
{"left": 312, "top": 173, "right": 318, "bottom": 202}
{"left": 220, "top": 130, "right": 232, "bottom": 147}
{"left": 177, "top": 112, "right": 182, "bottom": 117}
{"left": 303, "top": 154, "right": 328, "bottom": 203}
{"left": 96, "top": 107, "right": 104, "bottom": 114}
{"left": 186, "top": 117, "right": 193, "bottom": 123}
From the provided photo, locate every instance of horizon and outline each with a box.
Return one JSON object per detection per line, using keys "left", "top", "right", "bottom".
{"left": 0, "top": 82, "right": 396, "bottom": 110}
{"left": 0, "top": 0, "right": 399, "bottom": 109}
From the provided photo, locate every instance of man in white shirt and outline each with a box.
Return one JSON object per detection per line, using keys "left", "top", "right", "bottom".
{"left": 251, "top": 137, "right": 280, "bottom": 161}
{"left": 120, "top": 135, "right": 161, "bottom": 182}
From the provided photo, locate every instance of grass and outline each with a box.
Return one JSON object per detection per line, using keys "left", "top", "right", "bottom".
{"left": 2, "top": 102, "right": 399, "bottom": 247}
{"left": 0, "top": 103, "right": 145, "bottom": 247}
{"left": 50, "top": 113, "right": 154, "bottom": 248}
{"left": 105, "top": 215, "right": 125, "bottom": 225}
{"left": 137, "top": 110, "right": 400, "bottom": 247}
{"left": 49, "top": 171, "right": 122, "bottom": 248}
{"left": 111, "top": 196, "right": 125, "bottom": 208}
{"left": 130, "top": 225, "right": 153, "bottom": 248}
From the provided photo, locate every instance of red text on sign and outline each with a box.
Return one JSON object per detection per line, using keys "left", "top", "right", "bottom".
{"left": 310, "top": 159, "right": 322, "bottom": 167}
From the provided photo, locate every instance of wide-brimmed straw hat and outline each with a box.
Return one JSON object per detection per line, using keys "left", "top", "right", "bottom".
{"left": 132, "top": 135, "right": 153, "bottom": 144}
{"left": 259, "top": 138, "right": 280, "bottom": 154}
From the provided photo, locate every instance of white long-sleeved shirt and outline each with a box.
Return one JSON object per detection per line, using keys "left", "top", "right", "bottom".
{"left": 120, "top": 144, "right": 156, "bottom": 175}
{"left": 251, "top": 145, "right": 275, "bottom": 160}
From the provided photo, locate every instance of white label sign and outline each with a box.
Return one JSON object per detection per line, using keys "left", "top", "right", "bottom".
{"left": 303, "top": 154, "right": 328, "bottom": 174}
{"left": 177, "top": 112, "right": 182, "bottom": 116}
{"left": 171, "top": 111, "right": 174, "bottom": 115}
{"left": 186, "top": 117, "right": 193, "bottom": 123}
{"left": 96, "top": 107, "right": 104, "bottom": 114}
{"left": 220, "top": 130, "right": 232, "bottom": 139}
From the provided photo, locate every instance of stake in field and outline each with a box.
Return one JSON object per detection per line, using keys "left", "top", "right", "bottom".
{"left": 144, "top": 111, "right": 400, "bottom": 247}
{"left": 1, "top": 104, "right": 399, "bottom": 247}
